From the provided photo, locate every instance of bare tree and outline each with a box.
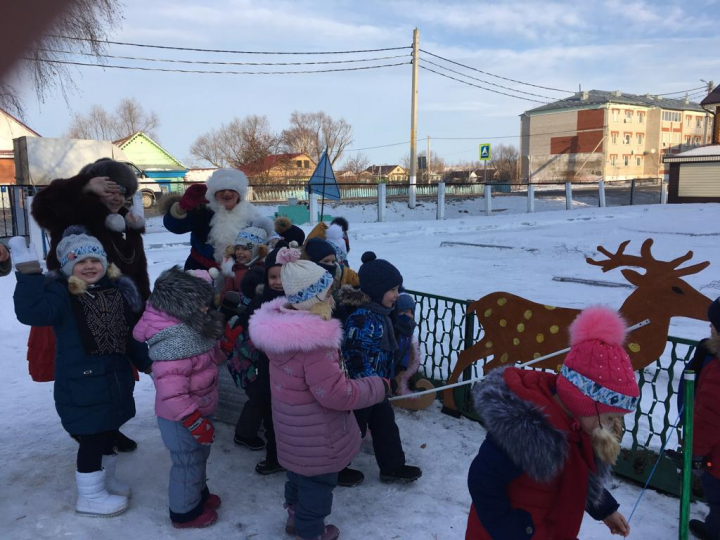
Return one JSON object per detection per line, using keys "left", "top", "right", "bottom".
{"left": 2, "top": 0, "right": 123, "bottom": 118}
{"left": 282, "top": 111, "right": 353, "bottom": 165}
{"left": 66, "top": 98, "right": 161, "bottom": 141}
{"left": 490, "top": 144, "right": 519, "bottom": 183}
{"left": 189, "top": 131, "right": 227, "bottom": 168}
{"left": 341, "top": 152, "right": 370, "bottom": 181}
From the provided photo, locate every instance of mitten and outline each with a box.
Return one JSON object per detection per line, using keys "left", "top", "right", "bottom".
{"left": 221, "top": 320, "right": 243, "bottom": 354}
{"left": 182, "top": 410, "right": 214, "bottom": 445}
{"left": 8, "top": 236, "right": 41, "bottom": 274}
{"left": 179, "top": 184, "right": 209, "bottom": 212}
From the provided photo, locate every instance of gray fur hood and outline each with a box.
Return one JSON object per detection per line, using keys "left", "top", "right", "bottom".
{"left": 337, "top": 285, "right": 369, "bottom": 307}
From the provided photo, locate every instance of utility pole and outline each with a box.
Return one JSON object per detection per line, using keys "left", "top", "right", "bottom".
{"left": 409, "top": 28, "right": 419, "bottom": 208}
{"left": 426, "top": 135, "right": 430, "bottom": 184}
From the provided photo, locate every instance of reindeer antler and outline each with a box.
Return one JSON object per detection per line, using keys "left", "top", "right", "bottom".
{"left": 586, "top": 240, "right": 644, "bottom": 273}
{"left": 587, "top": 239, "right": 710, "bottom": 277}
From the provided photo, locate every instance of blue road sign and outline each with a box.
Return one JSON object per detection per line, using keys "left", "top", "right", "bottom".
{"left": 479, "top": 144, "right": 491, "bottom": 161}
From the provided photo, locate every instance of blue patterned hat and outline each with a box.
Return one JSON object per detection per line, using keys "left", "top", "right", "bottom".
{"left": 57, "top": 232, "right": 108, "bottom": 277}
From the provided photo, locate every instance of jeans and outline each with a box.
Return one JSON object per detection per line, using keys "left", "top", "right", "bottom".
{"left": 285, "top": 471, "right": 339, "bottom": 539}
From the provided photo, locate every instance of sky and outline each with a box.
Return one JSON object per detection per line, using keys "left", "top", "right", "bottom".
{"left": 10, "top": 0, "right": 720, "bottom": 168}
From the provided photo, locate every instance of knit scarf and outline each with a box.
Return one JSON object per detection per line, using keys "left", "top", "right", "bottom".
{"left": 365, "top": 302, "right": 399, "bottom": 352}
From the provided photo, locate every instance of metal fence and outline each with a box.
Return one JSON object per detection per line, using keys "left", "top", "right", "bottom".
{"left": 406, "top": 289, "right": 700, "bottom": 499}
{"left": 0, "top": 185, "right": 32, "bottom": 239}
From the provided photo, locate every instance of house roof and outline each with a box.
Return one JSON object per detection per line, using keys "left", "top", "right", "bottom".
{"left": 526, "top": 89, "right": 709, "bottom": 115}
{"left": 365, "top": 165, "right": 406, "bottom": 175}
{"left": 113, "top": 132, "right": 187, "bottom": 169}
{"left": 663, "top": 144, "right": 720, "bottom": 163}
{"left": 701, "top": 84, "right": 720, "bottom": 108}
{"left": 238, "top": 153, "right": 312, "bottom": 176}
{"left": 0, "top": 108, "right": 41, "bottom": 137}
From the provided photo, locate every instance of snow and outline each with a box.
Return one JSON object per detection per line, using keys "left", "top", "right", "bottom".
{"left": 670, "top": 144, "right": 720, "bottom": 158}
{"left": 2, "top": 197, "right": 715, "bottom": 539}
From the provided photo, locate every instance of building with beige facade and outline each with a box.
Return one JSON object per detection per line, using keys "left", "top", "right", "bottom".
{"left": 519, "top": 90, "right": 713, "bottom": 182}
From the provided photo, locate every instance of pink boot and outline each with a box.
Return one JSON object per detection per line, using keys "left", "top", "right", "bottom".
{"left": 296, "top": 524, "right": 339, "bottom": 540}
{"left": 284, "top": 504, "right": 296, "bottom": 535}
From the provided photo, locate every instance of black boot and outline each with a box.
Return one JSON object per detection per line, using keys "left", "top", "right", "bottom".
{"left": 380, "top": 465, "right": 422, "bottom": 484}
{"left": 114, "top": 430, "right": 137, "bottom": 453}
{"left": 255, "top": 460, "right": 286, "bottom": 476}
{"left": 689, "top": 520, "right": 710, "bottom": 540}
{"left": 234, "top": 435, "right": 266, "bottom": 451}
{"left": 337, "top": 467, "right": 365, "bottom": 487}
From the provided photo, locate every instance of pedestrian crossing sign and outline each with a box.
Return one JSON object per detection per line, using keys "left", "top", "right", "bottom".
{"left": 479, "top": 144, "right": 491, "bottom": 161}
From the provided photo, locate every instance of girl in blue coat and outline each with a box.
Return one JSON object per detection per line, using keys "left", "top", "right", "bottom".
{"left": 11, "top": 228, "right": 150, "bottom": 518}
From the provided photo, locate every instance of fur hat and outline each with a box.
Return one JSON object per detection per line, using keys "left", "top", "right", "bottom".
{"left": 149, "top": 266, "right": 222, "bottom": 338}
{"left": 275, "top": 216, "right": 306, "bottom": 246}
{"left": 304, "top": 237, "right": 337, "bottom": 264}
{"left": 556, "top": 306, "right": 639, "bottom": 417}
{"left": 358, "top": 251, "right": 403, "bottom": 305}
{"left": 708, "top": 297, "right": 720, "bottom": 332}
{"left": 56, "top": 227, "right": 108, "bottom": 277}
{"left": 206, "top": 169, "right": 249, "bottom": 209}
{"left": 277, "top": 247, "right": 333, "bottom": 311}
{"left": 325, "top": 224, "right": 348, "bottom": 266}
{"left": 79, "top": 158, "right": 138, "bottom": 197}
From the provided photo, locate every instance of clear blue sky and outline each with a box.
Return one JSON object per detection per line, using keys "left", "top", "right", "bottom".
{"left": 14, "top": 0, "right": 720, "bottom": 168}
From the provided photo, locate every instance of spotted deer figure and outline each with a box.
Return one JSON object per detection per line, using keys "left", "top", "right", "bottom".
{"left": 443, "top": 239, "right": 712, "bottom": 412}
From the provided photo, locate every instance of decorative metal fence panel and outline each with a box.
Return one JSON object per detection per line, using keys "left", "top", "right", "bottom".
{"left": 406, "top": 289, "right": 699, "bottom": 499}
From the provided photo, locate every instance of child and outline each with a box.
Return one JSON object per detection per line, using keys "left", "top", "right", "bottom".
{"left": 275, "top": 216, "right": 306, "bottom": 246}
{"left": 324, "top": 223, "right": 349, "bottom": 269}
{"left": 687, "top": 297, "right": 720, "bottom": 540}
{"left": 11, "top": 230, "right": 149, "bottom": 518}
{"left": 393, "top": 292, "right": 422, "bottom": 394}
{"left": 132, "top": 267, "right": 226, "bottom": 529}
{"left": 249, "top": 248, "right": 387, "bottom": 540}
{"left": 330, "top": 217, "right": 350, "bottom": 258}
{"left": 465, "top": 306, "right": 638, "bottom": 539}
{"left": 341, "top": 251, "right": 422, "bottom": 483}
{"left": 303, "top": 236, "right": 359, "bottom": 288}
{"left": 222, "top": 217, "right": 274, "bottom": 296}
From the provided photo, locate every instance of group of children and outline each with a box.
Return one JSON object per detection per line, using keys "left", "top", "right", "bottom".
{"left": 8, "top": 212, "right": 720, "bottom": 540}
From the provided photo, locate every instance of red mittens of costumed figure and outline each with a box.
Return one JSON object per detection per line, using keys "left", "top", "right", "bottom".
{"left": 179, "top": 184, "right": 209, "bottom": 212}
{"left": 182, "top": 410, "right": 215, "bottom": 445}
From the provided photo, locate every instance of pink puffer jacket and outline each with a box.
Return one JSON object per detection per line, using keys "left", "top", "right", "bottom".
{"left": 133, "top": 303, "right": 224, "bottom": 422}
{"left": 249, "top": 297, "right": 386, "bottom": 476}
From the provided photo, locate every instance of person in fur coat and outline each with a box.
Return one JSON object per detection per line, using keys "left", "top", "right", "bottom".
{"left": 132, "top": 266, "right": 226, "bottom": 530}
{"left": 11, "top": 230, "right": 150, "bottom": 519}
{"left": 249, "top": 247, "right": 388, "bottom": 540}
{"left": 163, "top": 169, "right": 260, "bottom": 271}
{"left": 465, "top": 306, "right": 639, "bottom": 539}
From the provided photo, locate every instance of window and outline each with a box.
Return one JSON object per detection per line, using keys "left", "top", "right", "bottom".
{"left": 685, "top": 136, "right": 691, "bottom": 145}
{"left": 296, "top": 160, "right": 302, "bottom": 168}
{"left": 686, "top": 116, "right": 692, "bottom": 127}
{"left": 624, "top": 155, "right": 630, "bottom": 166}
{"left": 303, "top": 160, "right": 310, "bottom": 168}
{"left": 637, "top": 133, "right": 644, "bottom": 144}
{"left": 610, "top": 155, "right": 617, "bottom": 166}
{"left": 623, "top": 133, "right": 631, "bottom": 145}
{"left": 697, "top": 117, "right": 703, "bottom": 128}
{"left": 636, "top": 156, "right": 642, "bottom": 166}
{"left": 638, "top": 112, "right": 645, "bottom": 123}
{"left": 625, "top": 110, "right": 633, "bottom": 122}
{"left": 612, "top": 109, "right": 619, "bottom": 122}
{"left": 611, "top": 132, "right": 618, "bottom": 144}
{"left": 694, "top": 137, "right": 701, "bottom": 146}
{"left": 662, "top": 111, "right": 681, "bottom": 122}
{"left": 662, "top": 132, "right": 669, "bottom": 147}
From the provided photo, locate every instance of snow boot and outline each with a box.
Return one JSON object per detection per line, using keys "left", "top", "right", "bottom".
{"left": 75, "top": 470, "right": 129, "bottom": 517}
{"left": 205, "top": 493, "right": 222, "bottom": 510}
{"left": 380, "top": 464, "right": 422, "bottom": 484}
{"left": 102, "top": 454, "right": 131, "bottom": 498}
{"left": 296, "top": 524, "right": 340, "bottom": 540}
{"left": 255, "top": 460, "right": 286, "bottom": 475}
{"left": 337, "top": 467, "right": 364, "bottom": 487}
{"left": 689, "top": 519, "right": 710, "bottom": 540}
{"left": 114, "top": 430, "right": 137, "bottom": 453}
{"left": 284, "top": 504, "right": 296, "bottom": 535}
{"left": 234, "top": 435, "right": 266, "bottom": 451}
{"left": 172, "top": 506, "right": 218, "bottom": 529}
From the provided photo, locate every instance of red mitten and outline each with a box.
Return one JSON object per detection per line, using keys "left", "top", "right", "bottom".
{"left": 221, "top": 323, "right": 243, "bottom": 354}
{"left": 179, "top": 184, "right": 209, "bottom": 212}
{"left": 182, "top": 410, "right": 214, "bottom": 445}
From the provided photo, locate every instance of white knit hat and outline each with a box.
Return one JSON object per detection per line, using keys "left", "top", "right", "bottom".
{"left": 325, "top": 223, "right": 348, "bottom": 265}
{"left": 277, "top": 247, "right": 333, "bottom": 310}
{"left": 234, "top": 217, "right": 274, "bottom": 248}
{"left": 206, "top": 169, "right": 248, "bottom": 210}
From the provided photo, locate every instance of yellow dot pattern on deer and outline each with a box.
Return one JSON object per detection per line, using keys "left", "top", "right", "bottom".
{"left": 497, "top": 298, "right": 507, "bottom": 306}
{"left": 513, "top": 338, "right": 520, "bottom": 346}
{"left": 550, "top": 325, "right": 559, "bottom": 334}
{"left": 486, "top": 341, "right": 493, "bottom": 349}
{"left": 500, "top": 319, "right": 507, "bottom": 327}
{"left": 484, "top": 308, "right": 493, "bottom": 317}
{"left": 629, "top": 343, "right": 641, "bottom": 353}
{"left": 524, "top": 310, "right": 533, "bottom": 320}
{"left": 500, "top": 353, "right": 509, "bottom": 363}
{"left": 517, "top": 323, "right": 525, "bottom": 333}
{"left": 533, "top": 353, "right": 542, "bottom": 359}
{"left": 536, "top": 333, "right": 545, "bottom": 343}
{"left": 545, "top": 305, "right": 556, "bottom": 310}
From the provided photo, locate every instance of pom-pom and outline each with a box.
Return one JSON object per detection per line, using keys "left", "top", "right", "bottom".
{"left": 361, "top": 251, "right": 377, "bottom": 264}
{"left": 288, "top": 241, "right": 299, "bottom": 248}
{"left": 569, "top": 306, "right": 627, "bottom": 347}
{"left": 275, "top": 216, "right": 292, "bottom": 233}
{"left": 62, "top": 225, "right": 90, "bottom": 238}
{"left": 208, "top": 267, "right": 220, "bottom": 280}
{"left": 326, "top": 223, "right": 344, "bottom": 243}
{"left": 276, "top": 247, "right": 301, "bottom": 265}
{"left": 186, "top": 269, "right": 213, "bottom": 283}
{"left": 331, "top": 216, "right": 349, "bottom": 231}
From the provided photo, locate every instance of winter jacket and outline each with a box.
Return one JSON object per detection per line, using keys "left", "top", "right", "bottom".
{"left": 692, "top": 335, "right": 720, "bottom": 480}
{"left": 32, "top": 173, "right": 150, "bottom": 300}
{"left": 248, "top": 297, "right": 386, "bottom": 476}
{"left": 133, "top": 303, "right": 224, "bottom": 421}
{"left": 14, "top": 270, "right": 150, "bottom": 435}
{"left": 223, "top": 259, "right": 265, "bottom": 295}
{"left": 339, "top": 288, "right": 396, "bottom": 379}
{"left": 466, "top": 368, "right": 619, "bottom": 540}
{"left": 395, "top": 333, "right": 423, "bottom": 395}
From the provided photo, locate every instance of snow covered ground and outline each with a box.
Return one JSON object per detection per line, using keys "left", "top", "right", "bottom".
{"left": 1, "top": 197, "right": 715, "bottom": 539}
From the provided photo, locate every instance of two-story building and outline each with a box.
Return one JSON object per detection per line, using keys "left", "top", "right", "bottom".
{"left": 520, "top": 90, "right": 713, "bottom": 183}
{"left": 1, "top": 108, "right": 40, "bottom": 184}
{"left": 364, "top": 165, "right": 408, "bottom": 182}
{"left": 239, "top": 152, "right": 316, "bottom": 182}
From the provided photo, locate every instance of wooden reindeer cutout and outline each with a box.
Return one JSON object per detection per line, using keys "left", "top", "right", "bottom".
{"left": 443, "top": 239, "right": 711, "bottom": 412}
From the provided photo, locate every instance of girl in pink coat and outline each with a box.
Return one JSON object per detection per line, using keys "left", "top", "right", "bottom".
{"left": 132, "top": 267, "right": 225, "bottom": 530}
{"left": 249, "top": 248, "right": 388, "bottom": 540}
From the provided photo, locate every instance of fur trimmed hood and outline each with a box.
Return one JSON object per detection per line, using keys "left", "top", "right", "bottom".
{"left": 248, "top": 296, "right": 343, "bottom": 355}
{"left": 705, "top": 334, "right": 720, "bottom": 356}
{"left": 337, "top": 285, "right": 369, "bottom": 308}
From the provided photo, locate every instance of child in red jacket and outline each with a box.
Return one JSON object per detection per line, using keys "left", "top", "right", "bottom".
{"left": 466, "top": 306, "right": 638, "bottom": 539}
{"left": 689, "top": 297, "right": 720, "bottom": 540}
{"left": 221, "top": 218, "right": 274, "bottom": 296}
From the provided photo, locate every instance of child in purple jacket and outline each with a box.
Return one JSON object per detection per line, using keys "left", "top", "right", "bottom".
{"left": 133, "top": 267, "right": 225, "bottom": 530}
{"left": 249, "top": 248, "right": 388, "bottom": 540}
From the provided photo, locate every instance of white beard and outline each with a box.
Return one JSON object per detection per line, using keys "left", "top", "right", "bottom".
{"left": 207, "top": 201, "right": 260, "bottom": 263}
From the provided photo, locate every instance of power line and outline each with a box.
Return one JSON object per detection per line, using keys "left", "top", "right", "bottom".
{"left": 419, "top": 48, "right": 573, "bottom": 93}
{"left": 39, "top": 48, "right": 410, "bottom": 66}
{"left": 421, "top": 58, "right": 554, "bottom": 100}
{"left": 420, "top": 65, "right": 549, "bottom": 104}
{"left": 655, "top": 86, "right": 706, "bottom": 96}
{"left": 27, "top": 57, "right": 410, "bottom": 75}
{"left": 47, "top": 34, "right": 411, "bottom": 55}
{"left": 347, "top": 141, "right": 412, "bottom": 152}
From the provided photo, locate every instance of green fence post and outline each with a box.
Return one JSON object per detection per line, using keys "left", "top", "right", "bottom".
{"left": 679, "top": 370, "right": 695, "bottom": 540}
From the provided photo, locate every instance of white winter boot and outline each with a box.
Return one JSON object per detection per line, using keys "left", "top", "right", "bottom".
{"left": 75, "top": 470, "right": 129, "bottom": 517}
{"left": 102, "top": 454, "right": 132, "bottom": 498}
